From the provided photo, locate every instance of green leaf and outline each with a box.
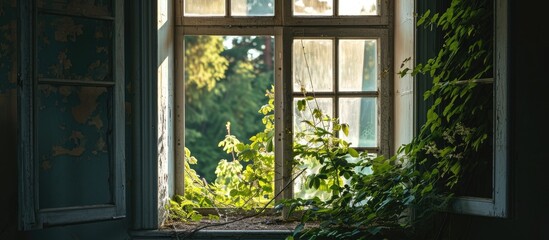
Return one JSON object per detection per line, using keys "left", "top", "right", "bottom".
{"left": 417, "top": 9, "right": 430, "bottom": 26}
{"left": 190, "top": 213, "right": 203, "bottom": 221}
{"left": 230, "top": 189, "right": 239, "bottom": 197}
{"left": 313, "top": 108, "right": 322, "bottom": 119}
{"left": 450, "top": 162, "right": 461, "bottom": 175}
{"left": 421, "top": 184, "right": 433, "bottom": 195}
{"left": 348, "top": 148, "right": 359, "bottom": 158}
{"left": 342, "top": 123, "right": 350, "bottom": 136}
{"left": 297, "top": 99, "right": 306, "bottom": 111}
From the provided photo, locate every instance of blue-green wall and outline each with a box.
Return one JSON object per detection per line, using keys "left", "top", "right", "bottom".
{"left": 0, "top": 0, "right": 20, "bottom": 238}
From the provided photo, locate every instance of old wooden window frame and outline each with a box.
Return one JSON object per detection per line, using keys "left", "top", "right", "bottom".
{"left": 450, "top": 0, "right": 509, "bottom": 217}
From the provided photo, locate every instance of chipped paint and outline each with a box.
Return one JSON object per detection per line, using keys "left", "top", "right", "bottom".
{"left": 89, "top": 115, "right": 104, "bottom": 129}
{"left": 93, "top": 136, "right": 106, "bottom": 154}
{"left": 53, "top": 17, "right": 83, "bottom": 42}
{"left": 59, "top": 86, "right": 72, "bottom": 96}
{"left": 69, "top": 130, "right": 84, "bottom": 142}
{"left": 71, "top": 87, "right": 107, "bottom": 124}
{"left": 49, "top": 49, "right": 73, "bottom": 78}
{"left": 38, "top": 14, "right": 113, "bottom": 82}
{"left": 52, "top": 145, "right": 86, "bottom": 157}
{"left": 52, "top": 131, "right": 86, "bottom": 156}
{"left": 14, "top": 0, "right": 119, "bottom": 210}
{"left": 42, "top": 160, "right": 52, "bottom": 170}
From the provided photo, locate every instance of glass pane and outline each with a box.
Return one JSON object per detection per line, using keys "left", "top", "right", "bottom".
{"left": 37, "top": 15, "right": 113, "bottom": 82}
{"left": 184, "top": 0, "right": 225, "bottom": 16}
{"left": 37, "top": 0, "right": 112, "bottom": 16}
{"left": 231, "top": 0, "right": 274, "bottom": 16}
{"left": 339, "top": 0, "right": 377, "bottom": 16}
{"left": 339, "top": 39, "right": 377, "bottom": 92}
{"left": 37, "top": 85, "right": 113, "bottom": 208}
{"left": 339, "top": 98, "right": 377, "bottom": 147}
{"left": 293, "top": 0, "right": 333, "bottom": 16}
{"left": 293, "top": 97, "right": 333, "bottom": 142}
{"left": 184, "top": 35, "right": 274, "bottom": 183}
{"left": 293, "top": 39, "right": 333, "bottom": 92}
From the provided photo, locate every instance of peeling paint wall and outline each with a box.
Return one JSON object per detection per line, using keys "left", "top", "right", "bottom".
{"left": 35, "top": 7, "right": 115, "bottom": 208}
{"left": 37, "top": 85, "right": 113, "bottom": 208}
{"left": 37, "top": 14, "right": 113, "bottom": 81}
{"left": 157, "top": 0, "right": 174, "bottom": 226}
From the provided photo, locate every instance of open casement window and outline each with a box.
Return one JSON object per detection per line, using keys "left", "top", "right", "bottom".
{"left": 415, "top": 0, "right": 508, "bottom": 217}
{"left": 18, "top": 0, "right": 125, "bottom": 229}
{"left": 450, "top": 0, "right": 509, "bottom": 217}
{"left": 174, "top": 0, "right": 392, "bottom": 209}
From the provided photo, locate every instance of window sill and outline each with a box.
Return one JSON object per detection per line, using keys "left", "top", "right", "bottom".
{"left": 130, "top": 229, "right": 292, "bottom": 240}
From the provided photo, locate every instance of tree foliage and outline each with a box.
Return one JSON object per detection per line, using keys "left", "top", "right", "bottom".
{"left": 184, "top": 35, "right": 228, "bottom": 96}
{"left": 185, "top": 36, "right": 273, "bottom": 181}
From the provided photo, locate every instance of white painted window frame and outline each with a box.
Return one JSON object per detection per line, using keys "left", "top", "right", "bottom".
{"left": 451, "top": 0, "right": 509, "bottom": 217}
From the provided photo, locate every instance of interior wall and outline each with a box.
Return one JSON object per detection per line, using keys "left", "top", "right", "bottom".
{"left": 0, "top": 0, "right": 20, "bottom": 238}
{"left": 157, "top": 0, "right": 175, "bottom": 226}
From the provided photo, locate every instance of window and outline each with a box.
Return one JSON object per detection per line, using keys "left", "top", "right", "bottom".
{"left": 414, "top": 0, "right": 508, "bottom": 217}
{"left": 172, "top": 0, "right": 392, "bottom": 209}
{"left": 450, "top": 0, "right": 509, "bottom": 217}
